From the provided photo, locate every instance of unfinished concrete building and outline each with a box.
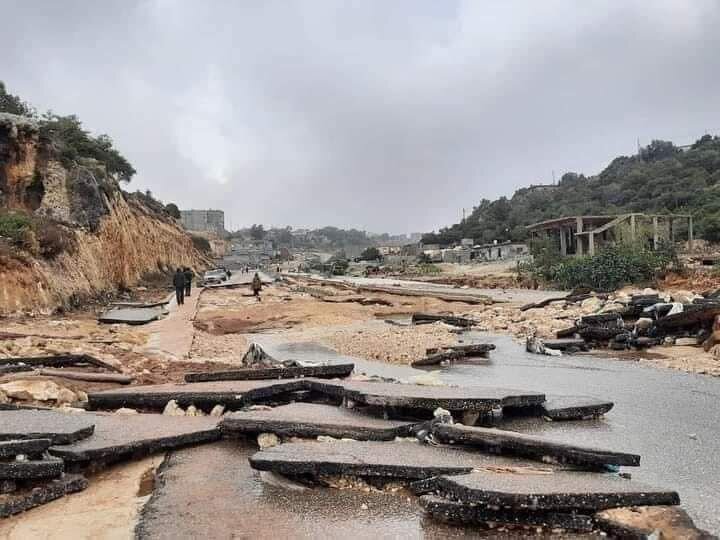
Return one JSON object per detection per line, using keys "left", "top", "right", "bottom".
{"left": 527, "top": 213, "right": 694, "bottom": 256}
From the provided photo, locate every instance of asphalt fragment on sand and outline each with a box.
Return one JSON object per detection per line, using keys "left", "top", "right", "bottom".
{"left": 185, "top": 363, "right": 354, "bottom": 382}
{"left": 430, "top": 470, "right": 680, "bottom": 511}
{"left": 249, "top": 440, "right": 566, "bottom": 480}
{"left": 0, "top": 457, "right": 63, "bottom": 480}
{"left": 87, "top": 379, "right": 311, "bottom": 410}
{"left": 0, "top": 475, "right": 88, "bottom": 518}
{"left": 311, "top": 380, "right": 545, "bottom": 412}
{"left": 431, "top": 423, "right": 640, "bottom": 468}
{"left": 48, "top": 413, "right": 221, "bottom": 465}
{"left": 220, "top": 403, "right": 420, "bottom": 441}
{"left": 137, "top": 440, "right": 497, "bottom": 539}
{"left": 0, "top": 410, "right": 95, "bottom": 444}
{"left": 419, "top": 495, "right": 596, "bottom": 532}
{"left": 540, "top": 396, "right": 614, "bottom": 421}
{"left": 0, "top": 439, "right": 51, "bottom": 459}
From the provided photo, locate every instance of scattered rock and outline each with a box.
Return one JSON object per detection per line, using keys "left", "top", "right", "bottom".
{"left": 115, "top": 408, "right": 139, "bottom": 415}
{"left": 209, "top": 405, "right": 225, "bottom": 417}
{"left": 163, "top": 400, "right": 185, "bottom": 416}
{"left": 257, "top": 433, "right": 279, "bottom": 449}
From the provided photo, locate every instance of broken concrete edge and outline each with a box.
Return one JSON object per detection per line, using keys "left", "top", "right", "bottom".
{"left": 87, "top": 380, "right": 311, "bottom": 410}
{"left": 0, "top": 438, "right": 52, "bottom": 458}
{"left": 0, "top": 426, "right": 95, "bottom": 446}
{"left": 133, "top": 452, "right": 175, "bottom": 539}
{"left": 419, "top": 495, "right": 595, "bottom": 532}
{"left": 0, "top": 457, "right": 64, "bottom": 480}
{"left": 431, "top": 423, "right": 640, "bottom": 468}
{"left": 248, "top": 453, "right": 474, "bottom": 480}
{"left": 432, "top": 475, "right": 681, "bottom": 512}
{"left": 49, "top": 428, "right": 222, "bottom": 463}
{"left": 542, "top": 401, "right": 615, "bottom": 421}
{"left": 0, "top": 474, "right": 88, "bottom": 519}
{"left": 219, "top": 419, "right": 414, "bottom": 442}
{"left": 184, "top": 363, "right": 355, "bottom": 383}
{"left": 0, "top": 354, "right": 120, "bottom": 373}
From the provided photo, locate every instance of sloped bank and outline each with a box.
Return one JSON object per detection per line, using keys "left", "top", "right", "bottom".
{"left": 0, "top": 113, "right": 209, "bottom": 315}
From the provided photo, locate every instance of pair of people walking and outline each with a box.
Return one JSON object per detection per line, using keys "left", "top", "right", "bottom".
{"left": 173, "top": 267, "right": 194, "bottom": 306}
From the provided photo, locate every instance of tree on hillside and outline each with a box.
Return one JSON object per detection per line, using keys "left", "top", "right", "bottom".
{"left": 165, "top": 203, "right": 181, "bottom": 219}
{"left": 0, "top": 82, "right": 34, "bottom": 116}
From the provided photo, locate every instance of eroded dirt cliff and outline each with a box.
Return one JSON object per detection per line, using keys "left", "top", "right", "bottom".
{"left": 0, "top": 113, "right": 209, "bottom": 315}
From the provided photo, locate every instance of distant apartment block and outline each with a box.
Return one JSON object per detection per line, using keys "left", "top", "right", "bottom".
{"left": 180, "top": 209, "right": 225, "bottom": 235}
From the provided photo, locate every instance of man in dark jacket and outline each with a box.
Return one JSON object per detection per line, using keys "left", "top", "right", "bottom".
{"left": 173, "top": 268, "right": 186, "bottom": 305}
{"left": 183, "top": 267, "right": 193, "bottom": 297}
{"left": 251, "top": 272, "right": 262, "bottom": 301}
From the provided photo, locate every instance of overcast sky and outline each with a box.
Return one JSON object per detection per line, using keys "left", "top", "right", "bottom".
{"left": 3, "top": 1, "right": 720, "bottom": 234}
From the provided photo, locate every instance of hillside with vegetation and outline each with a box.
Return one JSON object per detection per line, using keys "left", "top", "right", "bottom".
{"left": 0, "top": 82, "right": 208, "bottom": 314}
{"left": 423, "top": 137, "right": 720, "bottom": 246}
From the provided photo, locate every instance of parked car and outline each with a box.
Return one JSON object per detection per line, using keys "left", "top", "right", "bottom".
{"left": 201, "top": 268, "right": 228, "bottom": 286}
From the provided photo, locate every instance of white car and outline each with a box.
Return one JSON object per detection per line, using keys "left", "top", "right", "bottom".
{"left": 202, "top": 269, "right": 228, "bottom": 286}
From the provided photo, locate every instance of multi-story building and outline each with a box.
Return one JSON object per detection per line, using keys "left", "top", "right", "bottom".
{"left": 180, "top": 209, "right": 225, "bottom": 235}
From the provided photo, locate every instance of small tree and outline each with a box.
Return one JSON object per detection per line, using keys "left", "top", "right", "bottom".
{"left": 360, "top": 246, "right": 381, "bottom": 261}
{"left": 165, "top": 203, "right": 181, "bottom": 219}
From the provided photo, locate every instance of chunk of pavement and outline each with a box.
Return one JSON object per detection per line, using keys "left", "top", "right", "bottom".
{"left": 0, "top": 474, "right": 88, "bottom": 518}
{"left": 220, "top": 403, "right": 420, "bottom": 441}
{"left": 432, "top": 423, "right": 640, "bottom": 468}
{"left": 87, "top": 379, "right": 311, "bottom": 410}
{"left": 136, "top": 440, "right": 476, "bottom": 539}
{"left": 184, "top": 363, "right": 354, "bottom": 382}
{"left": 595, "top": 506, "right": 716, "bottom": 539}
{"left": 431, "top": 471, "right": 679, "bottom": 512}
{"left": 419, "top": 495, "right": 595, "bottom": 532}
{"left": 541, "top": 396, "right": 614, "bottom": 420}
{"left": 310, "top": 380, "right": 545, "bottom": 412}
{"left": 0, "top": 354, "right": 120, "bottom": 372}
{"left": 249, "top": 440, "right": 561, "bottom": 480}
{"left": 98, "top": 306, "right": 165, "bottom": 325}
{"left": 0, "top": 457, "right": 63, "bottom": 480}
{"left": 0, "top": 439, "right": 51, "bottom": 459}
{"left": 0, "top": 410, "right": 95, "bottom": 444}
{"left": 48, "top": 413, "right": 221, "bottom": 464}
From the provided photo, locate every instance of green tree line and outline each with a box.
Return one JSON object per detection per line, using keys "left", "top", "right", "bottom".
{"left": 423, "top": 136, "right": 720, "bottom": 244}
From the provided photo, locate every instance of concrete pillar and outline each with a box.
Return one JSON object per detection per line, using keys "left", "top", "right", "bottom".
{"left": 689, "top": 216, "right": 694, "bottom": 250}
{"left": 588, "top": 232, "right": 595, "bottom": 256}
{"left": 653, "top": 216, "right": 659, "bottom": 250}
{"left": 630, "top": 214, "right": 636, "bottom": 243}
{"left": 559, "top": 228, "right": 567, "bottom": 256}
{"left": 576, "top": 217, "right": 584, "bottom": 256}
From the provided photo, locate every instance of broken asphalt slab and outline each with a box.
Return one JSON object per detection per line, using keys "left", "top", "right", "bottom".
{"left": 431, "top": 471, "right": 679, "bottom": 512}
{"left": 136, "top": 440, "right": 478, "bottom": 539}
{"left": 541, "top": 396, "right": 614, "bottom": 421}
{"left": 431, "top": 423, "right": 640, "bottom": 468}
{"left": 249, "top": 440, "right": 563, "bottom": 480}
{"left": 98, "top": 306, "right": 165, "bottom": 325}
{"left": 0, "top": 410, "right": 95, "bottom": 444}
{"left": 594, "top": 506, "right": 716, "bottom": 539}
{"left": 0, "top": 439, "right": 51, "bottom": 459}
{"left": 419, "top": 495, "right": 595, "bottom": 532}
{"left": 184, "top": 363, "right": 354, "bottom": 383}
{"left": 87, "top": 379, "right": 311, "bottom": 410}
{"left": 0, "top": 457, "right": 63, "bottom": 480}
{"left": 220, "top": 403, "right": 420, "bottom": 441}
{"left": 49, "top": 413, "right": 220, "bottom": 464}
{"left": 0, "top": 474, "right": 87, "bottom": 518}
{"left": 310, "top": 380, "right": 545, "bottom": 412}
{"left": 0, "top": 354, "right": 120, "bottom": 372}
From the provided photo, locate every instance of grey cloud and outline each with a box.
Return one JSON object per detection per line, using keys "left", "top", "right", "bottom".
{"left": 2, "top": 0, "right": 719, "bottom": 232}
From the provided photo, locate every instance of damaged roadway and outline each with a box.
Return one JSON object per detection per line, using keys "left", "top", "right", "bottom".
{"left": 220, "top": 402, "right": 420, "bottom": 440}
{"left": 184, "top": 362, "right": 354, "bottom": 382}
{"left": 0, "top": 410, "right": 95, "bottom": 444}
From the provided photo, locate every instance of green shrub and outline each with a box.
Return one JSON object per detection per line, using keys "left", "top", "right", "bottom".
{"left": 190, "top": 234, "right": 212, "bottom": 254}
{"left": 0, "top": 212, "right": 32, "bottom": 244}
{"left": 545, "top": 245, "right": 674, "bottom": 291}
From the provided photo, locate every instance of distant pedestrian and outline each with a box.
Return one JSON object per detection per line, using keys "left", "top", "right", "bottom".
{"left": 173, "top": 268, "right": 186, "bottom": 305}
{"left": 251, "top": 272, "right": 262, "bottom": 301}
{"left": 183, "top": 267, "right": 193, "bottom": 297}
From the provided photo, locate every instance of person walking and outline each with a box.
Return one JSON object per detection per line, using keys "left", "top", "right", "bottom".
{"left": 173, "top": 268, "right": 186, "bottom": 305}
{"left": 183, "top": 267, "right": 193, "bottom": 298}
{"left": 251, "top": 272, "right": 262, "bottom": 301}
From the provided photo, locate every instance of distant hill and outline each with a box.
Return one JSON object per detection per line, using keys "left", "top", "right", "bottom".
{"left": 423, "top": 136, "right": 720, "bottom": 245}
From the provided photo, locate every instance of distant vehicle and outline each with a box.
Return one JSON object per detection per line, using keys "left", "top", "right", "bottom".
{"left": 201, "top": 268, "right": 228, "bottom": 286}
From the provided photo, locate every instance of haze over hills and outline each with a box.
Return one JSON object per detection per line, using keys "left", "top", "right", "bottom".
{"left": 423, "top": 136, "right": 720, "bottom": 246}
